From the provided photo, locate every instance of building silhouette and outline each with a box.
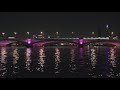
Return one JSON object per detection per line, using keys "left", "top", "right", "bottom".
{"left": 97, "top": 26, "right": 102, "bottom": 37}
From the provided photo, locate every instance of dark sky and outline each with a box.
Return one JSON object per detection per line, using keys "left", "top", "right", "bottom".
{"left": 0, "top": 12, "right": 120, "bottom": 37}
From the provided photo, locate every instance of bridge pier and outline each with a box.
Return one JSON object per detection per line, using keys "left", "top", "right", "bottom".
{"left": 26, "top": 44, "right": 32, "bottom": 48}
{"left": 78, "top": 44, "right": 84, "bottom": 48}
{"left": 78, "top": 39, "right": 85, "bottom": 47}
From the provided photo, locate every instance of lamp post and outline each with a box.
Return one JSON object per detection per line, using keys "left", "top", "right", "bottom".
{"left": 72, "top": 32, "right": 74, "bottom": 38}
{"left": 106, "top": 24, "right": 110, "bottom": 37}
{"left": 2, "top": 32, "right": 5, "bottom": 38}
{"left": 56, "top": 32, "right": 59, "bottom": 38}
{"left": 41, "top": 32, "right": 43, "bottom": 35}
{"left": 14, "top": 32, "right": 17, "bottom": 38}
{"left": 92, "top": 32, "right": 95, "bottom": 37}
{"left": 27, "top": 32, "right": 30, "bottom": 38}
{"left": 27, "top": 32, "right": 29, "bottom": 35}
{"left": 40, "top": 32, "right": 44, "bottom": 38}
{"left": 111, "top": 32, "right": 114, "bottom": 40}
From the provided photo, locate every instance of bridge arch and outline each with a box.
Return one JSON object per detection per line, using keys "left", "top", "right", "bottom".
{"left": 0, "top": 39, "right": 29, "bottom": 46}
{"left": 7, "top": 41, "right": 29, "bottom": 46}
{"left": 31, "top": 40, "right": 80, "bottom": 46}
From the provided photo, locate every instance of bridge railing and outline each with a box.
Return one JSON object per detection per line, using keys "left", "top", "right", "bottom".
{"left": 83, "top": 37, "right": 109, "bottom": 40}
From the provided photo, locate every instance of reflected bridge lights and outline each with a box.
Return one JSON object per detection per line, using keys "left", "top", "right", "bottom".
{"left": 1, "top": 47, "right": 7, "bottom": 64}
{"left": 38, "top": 48, "right": 45, "bottom": 72}
{"left": 54, "top": 48, "right": 61, "bottom": 73}
{"left": 26, "top": 48, "right": 32, "bottom": 71}
{"left": 90, "top": 48, "right": 97, "bottom": 68}
{"left": 69, "top": 49, "right": 77, "bottom": 72}
{"left": 109, "top": 47, "right": 116, "bottom": 67}
{"left": 13, "top": 48, "right": 19, "bottom": 65}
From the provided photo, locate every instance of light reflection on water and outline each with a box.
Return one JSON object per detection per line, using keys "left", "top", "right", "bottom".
{"left": 69, "top": 48, "right": 76, "bottom": 72}
{"left": 54, "top": 48, "right": 61, "bottom": 74}
{"left": 0, "top": 47, "right": 7, "bottom": 77}
{"left": 38, "top": 48, "right": 45, "bottom": 72}
{"left": 0, "top": 46, "right": 120, "bottom": 78}
{"left": 1, "top": 47, "right": 7, "bottom": 64}
{"left": 13, "top": 48, "right": 19, "bottom": 74}
{"left": 25, "top": 48, "right": 32, "bottom": 71}
{"left": 90, "top": 47, "right": 97, "bottom": 68}
{"left": 109, "top": 47, "right": 116, "bottom": 67}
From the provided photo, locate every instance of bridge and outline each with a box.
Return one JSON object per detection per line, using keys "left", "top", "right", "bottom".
{"left": 83, "top": 39, "right": 120, "bottom": 47}
{"left": 0, "top": 38, "right": 120, "bottom": 47}
{"left": 0, "top": 38, "right": 83, "bottom": 47}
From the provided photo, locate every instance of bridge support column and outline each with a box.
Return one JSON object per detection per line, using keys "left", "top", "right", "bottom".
{"left": 79, "top": 39, "right": 85, "bottom": 47}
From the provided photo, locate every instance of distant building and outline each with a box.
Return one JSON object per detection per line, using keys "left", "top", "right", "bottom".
{"left": 8, "top": 36, "right": 15, "bottom": 39}
{"left": 33, "top": 35, "right": 37, "bottom": 38}
{"left": 37, "top": 35, "right": 44, "bottom": 38}
{"left": 97, "top": 26, "right": 102, "bottom": 37}
{"left": 118, "top": 32, "right": 120, "bottom": 39}
{"left": 83, "top": 37, "right": 109, "bottom": 40}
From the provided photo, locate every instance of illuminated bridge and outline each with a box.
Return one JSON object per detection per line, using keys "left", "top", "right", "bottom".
{"left": 0, "top": 38, "right": 120, "bottom": 47}
{"left": 83, "top": 40, "right": 120, "bottom": 47}
{"left": 0, "top": 38, "right": 85, "bottom": 47}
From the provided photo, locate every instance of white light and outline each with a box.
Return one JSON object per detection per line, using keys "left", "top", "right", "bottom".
{"left": 27, "top": 32, "right": 30, "bottom": 35}
{"left": 41, "top": 32, "right": 43, "bottom": 34}
{"left": 2, "top": 32, "right": 5, "bottom": 36}
{"left": 106, "top": 24, "right": 109, "bottom": 29}
{"left": 14, "top": 32, "right": 17, "bottom": 35}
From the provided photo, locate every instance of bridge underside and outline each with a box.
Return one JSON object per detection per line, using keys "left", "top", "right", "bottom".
{"left": 1, "top": 39, "right": 120, "bottom": 47}
{"left": 7, "top": 42, "right": 29, "bottom": 47}
{"left": 32, "top": 41, "right": 80, "bottom": 47}
{"left": 0, "top": 40, "right": 29, "bottom": 47}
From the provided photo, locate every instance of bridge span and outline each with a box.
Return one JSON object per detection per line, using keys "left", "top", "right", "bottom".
{"left": 0, "top": 38, "right": 120, "bottom": 47}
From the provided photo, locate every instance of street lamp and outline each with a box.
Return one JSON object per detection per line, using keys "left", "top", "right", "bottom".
{"left": 106, "top": 24, "right": 110, "bottom": 37}
{"left": 2, "top": 32, "right": 5, "bottom": 37}
{"left": 92, "top": 32, "right": 95, "bottom": 35}
{"left": 56, "top": 32, "right": 59, "bottom": 38}
{"left": 41, "top": 32, "right": 43, "bottom": 35}
{"left": 27, "top": 32, "right": 30, "bottom": 35}
{"left": 14, "top": 32, "right": 17, "bottom": 37}
{"left": 56, "top": 32, "right": 58, "bottom": 35}
{"left": 111, "top": 32, "right": 114, "bottom": 35}
{"left": 27, "top": 32, "right": 30, "bottom": 38}
{"left": 110, "top": 32, "right": 114, "bottom": 40}
{"left": 71, "top": 32, "right": 74, "bottom": 38}
{"left": 40, "top": 32, "right": 44, "bottom": 38}
{"left": 92, "top": 32, "right": 95, "bottom": 37}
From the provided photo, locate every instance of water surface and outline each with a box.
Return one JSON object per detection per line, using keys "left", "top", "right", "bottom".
{"left": 0, "top": 46, "right": 120, "bottom": 78}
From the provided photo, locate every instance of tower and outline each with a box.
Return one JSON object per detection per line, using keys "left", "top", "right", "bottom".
{"left": 105, "top": 24, "right": 111, "bottom": 37}
{"left": 98, "top": 26, "right": 102, "bottom": 37}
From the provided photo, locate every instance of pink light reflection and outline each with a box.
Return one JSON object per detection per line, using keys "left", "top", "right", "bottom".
{"left": 79, "top": 48, "right": 84, "bottom": 64}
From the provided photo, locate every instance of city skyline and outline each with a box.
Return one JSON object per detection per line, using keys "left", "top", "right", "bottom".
{"left": 0, "top": 12, "right": 120, "bottom": 37}
{"left": 1, "top": 12, "right": 120, "bottom": 78}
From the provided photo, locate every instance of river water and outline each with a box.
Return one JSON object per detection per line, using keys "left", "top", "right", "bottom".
{"left": 0, "top": 46, "right": 120, "bottom": 78}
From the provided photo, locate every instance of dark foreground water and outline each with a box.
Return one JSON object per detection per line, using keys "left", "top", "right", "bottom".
{"left": 0, "top": 45, "right": 120, "bottom": 78}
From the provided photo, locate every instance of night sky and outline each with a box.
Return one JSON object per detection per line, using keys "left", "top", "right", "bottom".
{"left": 0, "top": 12, "right": 120, "bottom": 38}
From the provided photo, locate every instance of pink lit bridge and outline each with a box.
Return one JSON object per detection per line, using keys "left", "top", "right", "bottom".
{"left": 0, "top": 38, "right": 120, "bottom": 47}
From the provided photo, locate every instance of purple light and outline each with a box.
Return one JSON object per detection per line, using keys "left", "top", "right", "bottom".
{"left": 80, "top": 48, "right": 83, "bottom": 60}
{"left": 79, "top": 39, "right": 83, "bottom": 45}
{"left": 27, "top": 39, "right": 31, "bottom": 44}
